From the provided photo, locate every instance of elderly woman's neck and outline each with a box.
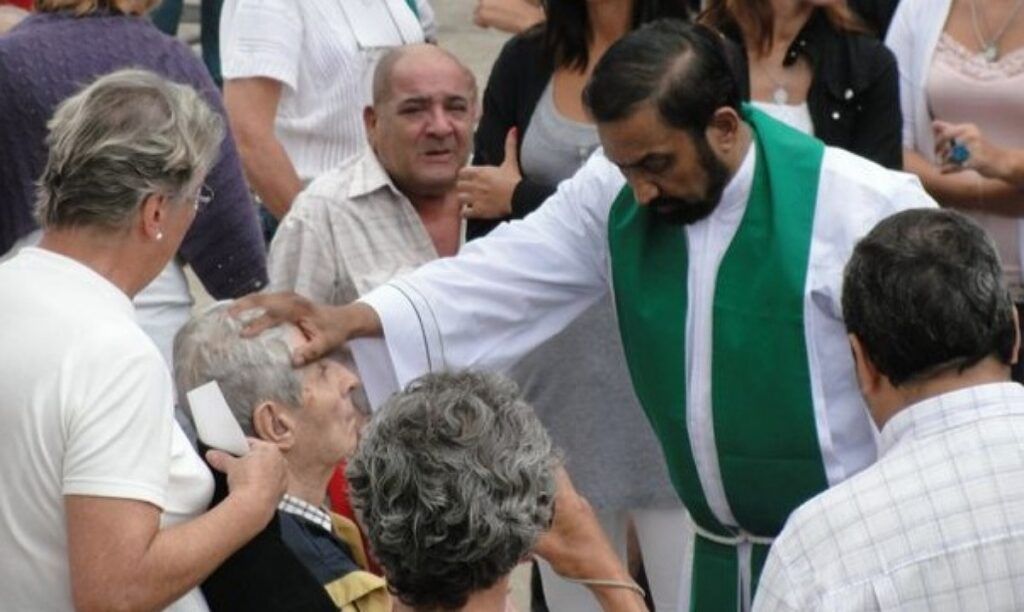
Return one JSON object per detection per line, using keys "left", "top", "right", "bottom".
{"left": 38, "top": 227, "right": 152, "bottom": 297}
{"left": 392, "top": 574, "right": 516, "bottom": 612}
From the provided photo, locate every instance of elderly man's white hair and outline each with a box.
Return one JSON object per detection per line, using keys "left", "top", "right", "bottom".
{"left": 173, "top": 302, "right": 303, "bottom": 436}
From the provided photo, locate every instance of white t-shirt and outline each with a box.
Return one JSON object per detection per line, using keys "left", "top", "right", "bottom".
{"left": 220, "top": 0, "right": 432, "bottom": 182}
{"left": 0, "top": 248, "right": 213, "bottom": 611}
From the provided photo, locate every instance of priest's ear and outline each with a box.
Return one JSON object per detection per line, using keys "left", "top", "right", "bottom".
{"left": 251, "top": 401, "right": 296, "bottom": 451}
{"left": 705, "top": 106, "right": 741, "bottom": 157}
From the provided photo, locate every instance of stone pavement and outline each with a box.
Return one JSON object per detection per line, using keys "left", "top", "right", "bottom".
{"left": 432, "top": 0, "right": 511, "bottom": 85}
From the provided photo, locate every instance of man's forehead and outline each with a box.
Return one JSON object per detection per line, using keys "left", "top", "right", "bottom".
{"left": 388, "top": 57, "right": 475, "bottom": 101}
{"left": 600, "top": 125, "right": 681, "bottom": 168}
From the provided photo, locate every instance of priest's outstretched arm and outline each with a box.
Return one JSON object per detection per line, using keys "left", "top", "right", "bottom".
{"left": 235, "top": 152, "right": 626, "bottom": 384}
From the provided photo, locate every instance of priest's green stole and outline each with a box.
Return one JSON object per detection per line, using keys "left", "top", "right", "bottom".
{"left": 608, "top": 107, "right": 830, "bottom": 611}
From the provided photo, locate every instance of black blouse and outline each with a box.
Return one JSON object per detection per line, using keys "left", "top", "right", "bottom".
{"left": 722, "top": 10, "right": 903, "bottom": 170}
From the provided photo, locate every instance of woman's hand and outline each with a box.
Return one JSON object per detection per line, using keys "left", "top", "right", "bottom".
{"left": 458, "top": 127, "right": 521, "bottom": 220}
{"left": 207, "top": 439, "right": 288, "bottom": 527}
{"left": 534, "top": 467, "right": 648, "bottom": 611}
{"left": 933, "top": 121, "right": 1006, "bottom": 178}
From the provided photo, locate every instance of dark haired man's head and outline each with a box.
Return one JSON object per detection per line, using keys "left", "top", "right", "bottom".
{"left": 584, "top": 19, "right": 745, "bottom": 225}
{"left": 843, "top": 209, "right": 1018, "bottom": 423}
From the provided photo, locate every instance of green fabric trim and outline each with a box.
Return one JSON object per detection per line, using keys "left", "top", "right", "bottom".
{"left": 712, "top": 106, "right": 829, "bottom": 536}
{"left": 404, "top": 0, "right": 419, "bottom": 19}
{"left": 689, "top": 538, "right": 738, "bottom": 612}
{"left": 608, "top": 187, "right": 728, "bottom": 536}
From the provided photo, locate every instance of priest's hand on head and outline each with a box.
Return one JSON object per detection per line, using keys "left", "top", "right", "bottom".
{"left": 230, "top": 292, "right": 382, "bottom": 366}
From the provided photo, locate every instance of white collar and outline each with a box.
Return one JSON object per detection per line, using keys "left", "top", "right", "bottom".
{"left": 278, "top": 494, "right": 333, "bottom": 533}
{"left": 879, "top": 381, "right": 1024, "bottom": 455}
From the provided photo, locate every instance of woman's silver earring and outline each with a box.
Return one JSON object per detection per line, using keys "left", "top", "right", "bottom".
{"left": 156, "top": 231, "right": 164, "bottom": 241}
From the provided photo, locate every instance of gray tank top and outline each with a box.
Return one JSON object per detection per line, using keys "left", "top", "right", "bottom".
{"left": 520, "top": 80, "right": 601, "bottom": 185}
{"left": 511, "top": 78, "right": 680, "bottom": 511}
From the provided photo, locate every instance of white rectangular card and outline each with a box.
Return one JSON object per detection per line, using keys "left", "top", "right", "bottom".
{"left": 187, "top": 381, "right": 249, "bottom": 457}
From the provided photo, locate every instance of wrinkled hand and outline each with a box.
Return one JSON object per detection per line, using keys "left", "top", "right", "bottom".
{"left": 230, "top": 292, "right": 351, "bottom": 366}
{"left": 207, "top": 438, "right": 287, "bottom": 526}
{"left": 533, "top": 467, "right": 627, "bottom": 581}
{"left": 458, "top": 127, "right": 521, "bottom": 220}
{"left": 472, "top": 0, "right": 544, "bottom": 33}
{"left": 933, "top": 120, "right": 1007, "bottom": 179}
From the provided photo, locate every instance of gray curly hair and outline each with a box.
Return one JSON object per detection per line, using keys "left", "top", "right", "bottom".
{"left": 172, "top": 303, "right": 303, "bottom": 436}
{"left": 347, "top": 371, "right": 558, "bottom": 610}
{"left": 36, "top": 68, "right": 223, "bottom": 231}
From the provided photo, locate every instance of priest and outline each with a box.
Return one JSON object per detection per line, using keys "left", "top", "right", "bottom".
{"left": 236, "top": 19, "right": 936, "bottom": 611}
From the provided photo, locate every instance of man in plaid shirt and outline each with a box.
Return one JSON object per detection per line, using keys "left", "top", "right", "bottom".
{"left": 756, "top": 209, "right": 1024, "bottom": 611}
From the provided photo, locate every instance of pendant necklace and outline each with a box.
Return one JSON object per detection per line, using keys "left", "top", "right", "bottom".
{"left": 970, "top": 0, "right": 1024, "bottom": 62}
{"left": 758, "top": 61, "right": 790, "bottom": 105}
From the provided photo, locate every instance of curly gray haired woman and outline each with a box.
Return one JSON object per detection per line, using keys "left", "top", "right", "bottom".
{"left": 347, "top": 371, "right": 558, "bottom": 610}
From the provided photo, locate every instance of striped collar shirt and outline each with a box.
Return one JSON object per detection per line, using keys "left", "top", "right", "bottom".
{"left": 755, "top": 382, "right": 1024, "bottom": 611}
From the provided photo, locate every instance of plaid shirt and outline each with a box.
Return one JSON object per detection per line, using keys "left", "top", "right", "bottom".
{"left": 755, "top": 382, "right": 1024, "bottom": 611}
{"left": 278, "top": 494, "right": 333, "bottom": 534}
{"left": 267, "top": 150, "right": 462, "bottom": 305}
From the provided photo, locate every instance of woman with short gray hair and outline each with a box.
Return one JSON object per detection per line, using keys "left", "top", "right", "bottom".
{"left": 0, "top": 69, "right": 286, "bottom": 611}
{"left": 0, "top": 0, "right": 267, "bottom": 366}
{"left": 348, "top": 371, "right": 649, "bottom": 611}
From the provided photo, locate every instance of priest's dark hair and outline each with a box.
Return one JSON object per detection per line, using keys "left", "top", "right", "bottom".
{"left": 843, "top": 209, "right": 1017, "bottom": 386}
{"left": 583, "top": 18, "right": 742, "bottom": 135}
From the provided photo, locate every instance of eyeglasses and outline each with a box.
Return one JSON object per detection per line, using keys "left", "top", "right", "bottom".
{"left": 193, "top": 184, "right": 214, "bottom": 212}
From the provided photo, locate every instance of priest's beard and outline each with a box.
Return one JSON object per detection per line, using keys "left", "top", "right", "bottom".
{"left": 650, "top": 136, "right": 732, "bottom": 226}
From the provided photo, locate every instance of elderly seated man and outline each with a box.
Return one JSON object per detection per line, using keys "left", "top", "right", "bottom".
{"left": 177, "top": 306, "right": 646, "bottom": 610}
{"left": 173, "top": 303, "right": 385, "bottom": 612}
{"left": 348, "top": 371, "right": 650, "bottom": 612}
{"left": 754, "top": 209, "right": 1024, "bottom": 611}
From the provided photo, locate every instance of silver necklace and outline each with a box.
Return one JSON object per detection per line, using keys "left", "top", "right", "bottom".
{"left": 970, "top": 0, "right": 1024, "bottom": 62}
{"left": 757, "top": 61, "right": 790, "bottom": 105}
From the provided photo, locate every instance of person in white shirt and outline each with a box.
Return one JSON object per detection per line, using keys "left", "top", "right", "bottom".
{"left": 220, "top": 0, "right": 436, "bottom": 221}
{"left": 755, "top": 208, "right": 1024, "bottom": 612}
{"left": 235, "top": 20, "right": 935, "bottom": 610}
{"left": 0, "top": 69, "right": 286, "bottom": 611}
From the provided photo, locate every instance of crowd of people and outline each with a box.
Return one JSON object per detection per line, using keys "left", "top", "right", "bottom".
{"left": 0, "top": 0, "right": 1023, "bottom": 611}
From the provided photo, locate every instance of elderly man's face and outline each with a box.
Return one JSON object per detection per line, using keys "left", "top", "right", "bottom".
{"left": 287, "top": 328, "right": 363, "bottom": 465}
{"left": 367, "top": 52, "right": 476, "bottom": 198}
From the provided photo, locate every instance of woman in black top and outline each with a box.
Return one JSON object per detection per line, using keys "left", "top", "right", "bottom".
{"left": 699, "top": 0, "right": 903, "bottom": 169}
{"left": 458, "top": 0, "right": 690, "bottom": 235}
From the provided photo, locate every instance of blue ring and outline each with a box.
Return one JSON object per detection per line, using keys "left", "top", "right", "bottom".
{"left": 949, "top": 142, "right": 971, "bottom": 165}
